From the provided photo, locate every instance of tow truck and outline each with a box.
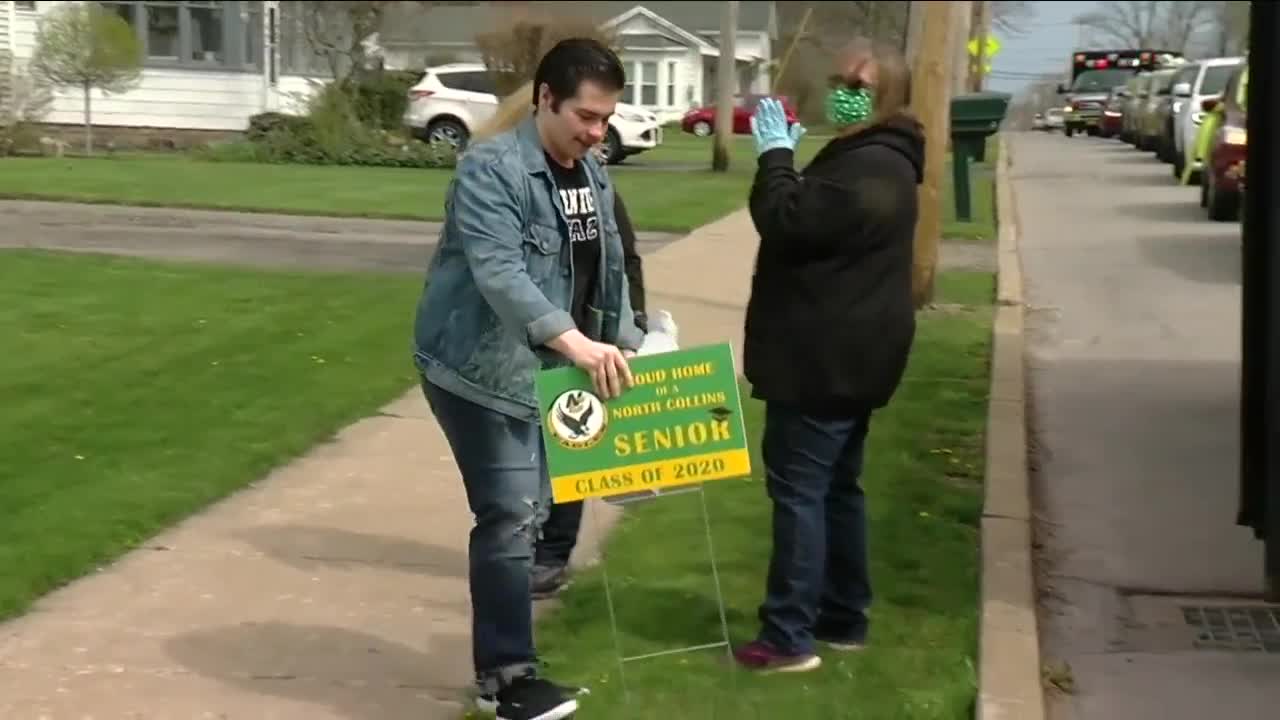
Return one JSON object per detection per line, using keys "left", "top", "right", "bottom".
{"left": 1058, "top": 49, "right": 1185, "bottom": 137}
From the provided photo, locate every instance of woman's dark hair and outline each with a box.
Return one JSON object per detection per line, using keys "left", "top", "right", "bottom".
{"left": 532, "top": 38, "right": 627, "bottom": 111}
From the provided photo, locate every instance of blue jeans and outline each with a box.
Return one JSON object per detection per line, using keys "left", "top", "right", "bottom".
{"left": 757, "top": 403, "right": 873, "bottom": 654}
{"left": 422, "top": 379, "right": 552, "bottom": 693}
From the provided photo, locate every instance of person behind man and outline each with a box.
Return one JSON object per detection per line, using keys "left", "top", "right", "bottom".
{"left": 732, "top": 38, "right": 925, "bottom": 673}
{"left": 468, "top": 80, "right": 652, "bottom": 601}
{"left": 412, "top": 38, "right": 644, "bottom": 720}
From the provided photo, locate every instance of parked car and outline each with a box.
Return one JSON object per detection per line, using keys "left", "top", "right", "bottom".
{"left": 1200, "top": 63, "right": 1248, "bottom": 222}
{"left": 1135, "top": 68, "right": 1177, "bottom": 152}
{"left": 1032, "top": 112, "right": 1046, "bottom": 131}
{"left": 402, "top": 63, "right": 663, "bottom": 164}
{"left": 1171, "top": 56, "right": 1244, "bottom": 181}
{"left": 1043, "top": 106, "right": 1065, "bottom": 131}
{"left": 1150, "top": 65, "right": 1191, "bottom": 162}
{"left": 680, "top": 94, "right": 798, "bottom": 136}
{"left": 1120, "top": 72, "right": 1153, "bottom": 145}
{"left": 1100, "top": 87, "right": 1126, "bottom": 138}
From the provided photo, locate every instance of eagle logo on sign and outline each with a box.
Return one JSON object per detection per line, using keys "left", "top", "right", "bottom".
{"left": 547, "top": 390, "right": 608, "bottom": 449}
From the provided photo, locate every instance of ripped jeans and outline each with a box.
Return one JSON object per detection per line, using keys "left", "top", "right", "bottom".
{"left": 422, "top": 379, "right": 552, "bottom": 694}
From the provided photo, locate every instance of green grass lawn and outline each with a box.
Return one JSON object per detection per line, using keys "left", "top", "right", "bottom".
{"left": 0, "top": 133, "right": 995, "bottom": 237}
{"left": 0, "top": 249, "right": 424, "bottom": 620}
{"left": 516, "top": 270, "right": 995, "bottom": 720}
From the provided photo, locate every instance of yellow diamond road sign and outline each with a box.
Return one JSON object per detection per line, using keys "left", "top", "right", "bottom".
{"left": 967, "top": 36, "right": 1001, "bottom": 58}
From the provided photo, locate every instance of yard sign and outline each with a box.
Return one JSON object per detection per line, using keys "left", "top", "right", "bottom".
{"left": 535, "top": 342, "right": 751, "bottom": 503}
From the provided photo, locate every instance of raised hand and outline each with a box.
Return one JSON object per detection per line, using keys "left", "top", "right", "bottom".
{"left": 750, "top": 97, "right": 806, "bottom": 156}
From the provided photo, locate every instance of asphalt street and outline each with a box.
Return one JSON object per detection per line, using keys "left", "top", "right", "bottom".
{"left": 1012, "top": 130, "right": 1280, "bottom": 720}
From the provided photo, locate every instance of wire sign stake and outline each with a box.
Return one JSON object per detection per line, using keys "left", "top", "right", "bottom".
{"left": 535, "top": 343, "right": 753, "bottom": 703}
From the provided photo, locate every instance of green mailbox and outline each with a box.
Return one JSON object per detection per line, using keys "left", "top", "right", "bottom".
{"left": 950, "top": 91, "right": 1011, "bottom": 221}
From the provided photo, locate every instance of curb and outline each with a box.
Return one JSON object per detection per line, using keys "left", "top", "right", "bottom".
{"left": 977, "top": 134, "right": 1045, "bottom": 720}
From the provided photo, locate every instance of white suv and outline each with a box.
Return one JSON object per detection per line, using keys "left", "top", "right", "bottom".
{"left": 1171, "top": 56, "right": 1244, "bottom": 181}
{"left": 402, "top": 63, "right": 663, "bottom": 164}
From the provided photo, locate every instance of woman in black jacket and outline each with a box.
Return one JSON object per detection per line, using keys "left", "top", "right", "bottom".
{"left": 733, "top": 38, "right": 926, "bottom": 673}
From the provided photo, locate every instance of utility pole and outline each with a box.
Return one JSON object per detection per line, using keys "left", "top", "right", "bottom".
{"left": 970, "top": 0, "right": 992, "bottom": 92}
{"left": 1239, "top": 0, "right": 1280, "bottom": 601}
{"left": 712, "top": 0, "right": 738, "bottom": 173}
{"left": 908, "top": 0, "right": 953, "bottom": 308}
{"left": 904, "top": 1, "right": 925, "bottom": 59}
{"left": 951, "top": 1, "right": 974, "bottom": 97}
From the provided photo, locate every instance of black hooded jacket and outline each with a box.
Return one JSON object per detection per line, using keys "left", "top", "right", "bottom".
{"left": 744, "top": 114, "right": 927, "bottom": 415}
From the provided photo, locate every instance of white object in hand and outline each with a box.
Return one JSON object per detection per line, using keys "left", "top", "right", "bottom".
{"left": 637, "top": 310, "right": 680, "bottom": 356}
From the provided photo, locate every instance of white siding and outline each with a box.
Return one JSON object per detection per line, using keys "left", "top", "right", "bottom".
{"left": 272, "top": 73, "right": 323, "bottom": 115}
{"left": 1, "top": 3, "right": 12, "bottom": 116}
{"left": 699, "top": 31, "right": 771, "bottom": 62}
{"left": 614, "top": 14, "right": 657, "bottom": 37}
{"left": 11, "top": 0, "right": 38, "bottom": 60}
{"left": 13, "top": 1, "right": 276, "bottom": 131}
{"left": 38, "top": 68, "right": 264, "bottom": 129}
{"left": 617, "top": 49, "right": 700, "bottom": 122}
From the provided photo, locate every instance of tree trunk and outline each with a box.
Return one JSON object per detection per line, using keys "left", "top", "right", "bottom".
{"left": 712, "top": 1, "right": 738, "bottom": 173}
{"left": 83, "top": 81, "right": 93, "bottom": 156}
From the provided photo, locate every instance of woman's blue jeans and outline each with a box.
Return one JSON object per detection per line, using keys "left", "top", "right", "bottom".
{"left": 757, "top": 402, "right": 874, "bottom": 654}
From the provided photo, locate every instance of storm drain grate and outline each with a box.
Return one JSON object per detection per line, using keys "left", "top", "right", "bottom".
{"left": 1181, "top": 605, "right": 1280, "bottom": 653}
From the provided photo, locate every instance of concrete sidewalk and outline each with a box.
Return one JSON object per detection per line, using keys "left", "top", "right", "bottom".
{"left": 0, "top": 208, "right": 760, "bottom": 720}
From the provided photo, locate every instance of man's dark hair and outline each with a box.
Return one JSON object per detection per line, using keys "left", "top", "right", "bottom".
{"left": 532, "top": 37, "right": 627, "bottom": 111}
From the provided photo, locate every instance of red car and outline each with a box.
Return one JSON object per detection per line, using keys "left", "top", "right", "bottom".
{"left": 680, "top": 94, "right": 799, "bottom": 136}
{"left": 1202, "top": 63, "right": 1248, "bottom": 222}
{"left": 1100, "top": 87, "right": 1125, "bottom": 138}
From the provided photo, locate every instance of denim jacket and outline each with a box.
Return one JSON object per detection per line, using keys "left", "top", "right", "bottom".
{"left": 413, "top": 115, "right": 645, "bottom": 422}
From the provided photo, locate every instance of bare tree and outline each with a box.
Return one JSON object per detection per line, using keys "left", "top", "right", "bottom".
{"left": 1210, "top": 0, "right": 1250, "bottom": 55}
{"left": 1073, "top": 1, "right": 1216, "bottom": 54}
{"left": 297, "top": 1, "right": 396, "bottom": 82}
{"left": 991, "top": 1, "right": 1037, "bottom": 37}
{"left": 774, "top": 2, "right": 910, "bottom": 122}
{"left": 28, "top": 3, "right": 142, "bottom": 154}
{"left": 475, "top": 13, "right": 617, "bottom": 97}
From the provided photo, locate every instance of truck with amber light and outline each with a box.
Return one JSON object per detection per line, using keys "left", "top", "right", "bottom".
{"left": 1058, "top": 50, "right": 1185, "bottom": 137}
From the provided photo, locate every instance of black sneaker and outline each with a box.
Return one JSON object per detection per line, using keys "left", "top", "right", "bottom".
{"left": 475, "top": 682, "right": 589, "bottom": 715}
{"left": 814, "top": 620, "right": 868, "bottom": 651}
{"left": 531, "top": 564, "right": 570, "bottom": 599}
{"left": 477, "top": 677, "right": 581, "bottom": 720}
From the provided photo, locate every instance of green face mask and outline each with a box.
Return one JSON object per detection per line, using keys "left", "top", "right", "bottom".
{"left": 826, "top": 86, "right": 874, "bottom": 127}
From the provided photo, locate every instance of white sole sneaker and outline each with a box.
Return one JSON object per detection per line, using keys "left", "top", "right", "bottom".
{"left": 497, "top": 698, "right": 578, "bottom": 720}
{"left": 476, "top": 686, "right": 589, "bottom": 716}
{"left": 758, "top": 654, "right": 823, "bottom": 674}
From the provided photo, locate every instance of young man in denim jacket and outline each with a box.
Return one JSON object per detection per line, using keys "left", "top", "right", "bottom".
{"left": 411, "top": 38, "right": 643, "bottom": 720}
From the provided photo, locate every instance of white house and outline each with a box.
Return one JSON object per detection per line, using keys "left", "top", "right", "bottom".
{"left": 1, "top": 1, "right": 346, "bottom": 141}
{"left": 0, "top": 1, "right": 776, "bottom": 139}
{"left": 377, "top": 1, "right": 778, "bottom": 124}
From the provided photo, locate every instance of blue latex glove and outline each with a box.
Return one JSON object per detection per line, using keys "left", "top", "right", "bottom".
{"left": 750, "top": 97, "right": 806, "bottom": 156}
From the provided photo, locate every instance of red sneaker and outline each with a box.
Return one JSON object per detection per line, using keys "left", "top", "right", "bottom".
{"left": 732, "top": 640, "right": 822, "bottom": 673}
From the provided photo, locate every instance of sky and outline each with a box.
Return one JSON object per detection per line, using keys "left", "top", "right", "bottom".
{"left": 987, "top": 0, "right": 1102, "bottom": 95}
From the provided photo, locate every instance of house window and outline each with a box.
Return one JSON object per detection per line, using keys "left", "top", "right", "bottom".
{"left": 666, "top": 61, "right": 677, "bottom": 107}
{"left": 15, "top": 1, "right": 37, "bottom": 11}
{"left": 96, "top": 1, "right": 263, "bottom": 71}
{"left": 638, "top": 61, "right": 658, "bottom": 106}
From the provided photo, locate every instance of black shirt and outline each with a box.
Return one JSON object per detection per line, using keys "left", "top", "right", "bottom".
{"left": 546, "top": 154, "right": 600, "bottom": 330}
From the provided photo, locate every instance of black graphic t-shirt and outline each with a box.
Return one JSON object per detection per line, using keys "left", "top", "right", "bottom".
{"left": 546, "top": 154, "right": 601, "bottom": 330}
